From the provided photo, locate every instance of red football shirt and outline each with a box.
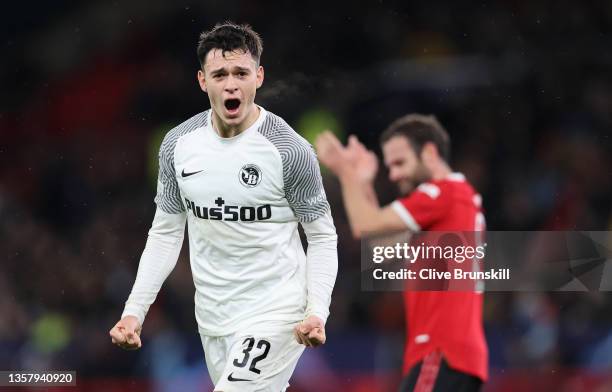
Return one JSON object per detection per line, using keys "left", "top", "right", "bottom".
{"left": 391, "top": 173, "right": 488, "bottom": 381}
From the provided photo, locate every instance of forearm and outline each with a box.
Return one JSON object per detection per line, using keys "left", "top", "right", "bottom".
{"left": 302, "top": 211, "right": 338, "bottom": 324}
{"left": 122, "top": 208, "right": 186, "bottom": 326}
{"left": 338, "top": 173, "right": 382, "bottom": 238}
{"left": 363, "top": 179, "right": 380, "bottom": 205}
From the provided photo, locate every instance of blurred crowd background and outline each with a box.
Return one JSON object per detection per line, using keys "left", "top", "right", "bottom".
{"left": 1, "top": 1, "right": 611, "bottom": 391}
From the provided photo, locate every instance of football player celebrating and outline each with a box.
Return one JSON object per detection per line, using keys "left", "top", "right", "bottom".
{"left": 110, "top": 22, "right": 338, "bottom": 392}
{"left": 316, "top": 115, "right": 487, "bottom": 392}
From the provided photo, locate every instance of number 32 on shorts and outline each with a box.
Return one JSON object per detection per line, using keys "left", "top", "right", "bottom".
{"left": 232, "top": 337, "right": 271, "bottom": 375}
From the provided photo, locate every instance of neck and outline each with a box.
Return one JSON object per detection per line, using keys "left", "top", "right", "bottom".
{"left": 430, "top": 161, "right": 452, "bottom": 181}
{"left": 213, "top": 105, "right": 260, "bottom": 138}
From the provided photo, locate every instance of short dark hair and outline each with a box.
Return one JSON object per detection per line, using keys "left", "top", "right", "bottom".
{"left": 380, "top": 114, "right": 451, "bottom": 162}
{"left": 197, "top": 22, "right": 263, "bottom": 69}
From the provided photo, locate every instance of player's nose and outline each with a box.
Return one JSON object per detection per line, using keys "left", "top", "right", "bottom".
{"left": 224, "top": 75, "right": 239, "bottom": 93}
{"left": 389, "top": 168, "right": 400, "bottom": 182}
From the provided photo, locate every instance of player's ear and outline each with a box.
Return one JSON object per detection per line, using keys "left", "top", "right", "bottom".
{"left": 197, "top": 69, "right": 207, "bottom": 93}
{"left": 421, "top": 142, "right": 438, "bottom": 165}
{"left": 256, "top": 65, "right": 264, "bottom": 89}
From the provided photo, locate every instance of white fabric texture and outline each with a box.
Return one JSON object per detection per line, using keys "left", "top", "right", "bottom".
{"left": 121, "top": 208, "right": 185, "bottom": 326}
{"left": 122, "top": 106, "right": 337, "bottom": 336}
{"left": 302, "top": 211, "right": 338, "bottom": 324}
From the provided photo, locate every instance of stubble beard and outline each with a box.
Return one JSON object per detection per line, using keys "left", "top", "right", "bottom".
{"left": 397, "top": 163, "right": 432, "bottom": 196}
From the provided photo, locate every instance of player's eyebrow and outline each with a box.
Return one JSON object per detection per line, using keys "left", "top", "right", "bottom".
{"left": 232, "top": 66, "right": 251, "bottom": 73}
{"left": 386, "top": 158, "right": 404, "bottom": 167}
{"left": 209, "top": 66, "right": 251, "bottom": 76}
{"left": 209, "top": 67, "right": 228, "bottom": 76}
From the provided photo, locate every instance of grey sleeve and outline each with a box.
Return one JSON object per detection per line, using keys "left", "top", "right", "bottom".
{"left": 152, "top": 111, "right": 208, "bottom": 213}
{"left": 154, "top": 134, "right": 185, "bottom": 214}
{"left": 284, "top": 142, "right": 330, "bottom": 222}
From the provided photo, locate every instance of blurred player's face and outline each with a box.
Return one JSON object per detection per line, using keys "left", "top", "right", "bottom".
{"left": 382, "top": 136, "right": 431, "bottom": 195}
{"left": 198, "top": 49, "right": 264, "bottom": 131}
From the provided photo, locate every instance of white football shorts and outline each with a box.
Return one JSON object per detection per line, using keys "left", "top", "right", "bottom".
{"left": 201, "top": 321, "right": 305, "bottom": 392}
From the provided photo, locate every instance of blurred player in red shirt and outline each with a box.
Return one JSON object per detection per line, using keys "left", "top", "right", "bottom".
{"left": 316, "top": 114, "right": 487, "bottom": 392}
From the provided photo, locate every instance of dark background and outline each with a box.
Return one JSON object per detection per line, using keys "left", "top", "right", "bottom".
{"left": 1, "top": 1, "right": 611, "bottom": 391}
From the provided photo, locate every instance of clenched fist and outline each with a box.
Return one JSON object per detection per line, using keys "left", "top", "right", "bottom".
{"left": 294, "top": 315, "right": 326, "bottom": 348}
{"left": 109, "top": 315, "right": 142, "bottom": 350}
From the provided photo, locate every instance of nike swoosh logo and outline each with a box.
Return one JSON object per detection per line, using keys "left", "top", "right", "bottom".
{"left": 181, "top": 169, "right": 203, "bottom": 178}
{"left": 227, "top": 373, "right": 252, "bottom": 382}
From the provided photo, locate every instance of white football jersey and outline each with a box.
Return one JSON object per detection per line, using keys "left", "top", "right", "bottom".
{"left": 155, "top": 106, "right": 330, "bottom": 336}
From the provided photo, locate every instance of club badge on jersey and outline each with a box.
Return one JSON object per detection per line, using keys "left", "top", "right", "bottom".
{"left": 239, "top": 164, "right": 262, "bottom": 188}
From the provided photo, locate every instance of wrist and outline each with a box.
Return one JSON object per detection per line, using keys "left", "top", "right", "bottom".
{"left": 305, "top": 310, "right": 328, "bottom": 326}
{"left": 121, "top": 305, "right": 145, "bottom": 327}
{"left": 339, "top": 171, "right": 370, "bottom": 189}
{"left": 338, "top": 168, "right": 358, "bottom": 183}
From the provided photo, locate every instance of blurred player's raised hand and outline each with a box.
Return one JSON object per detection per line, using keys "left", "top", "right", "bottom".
{"left": 346, "top": 135, "right": 379, "bottom": 183}
{"left": 316, "top": 131, "right": 379, "bottom": 184}
{"left": 294, "top": 315, "right": 326, "bottom": 348}
{"left": 109, "top": 315, "right": 142, "bottom": 350}
{"left": 315, "top": 131, "right": 351, "bottom": 176}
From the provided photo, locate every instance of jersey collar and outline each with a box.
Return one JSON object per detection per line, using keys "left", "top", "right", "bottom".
{"left": 206, "top": 105, "right": 267, "bottom": 142}
{"left": 446, "top": 172, "right": 466, "bottom": 182}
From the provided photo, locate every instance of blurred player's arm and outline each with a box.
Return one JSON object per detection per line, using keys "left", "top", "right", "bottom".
{"left": 285, "top": 139, "right": 338, "bottom": 347}
{"left": 315, "top": 131, "right": 406, "bottom": 238}
{"left": 338, "top": 173, "right": 405, "bottom": 238}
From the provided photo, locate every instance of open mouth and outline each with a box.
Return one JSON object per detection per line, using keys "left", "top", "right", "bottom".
{"left": 224, "top": 99, "right": 241, "bottom": 114}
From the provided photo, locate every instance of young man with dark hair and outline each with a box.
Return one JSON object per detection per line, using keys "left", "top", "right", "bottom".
{"left": 109, "top": 22, "right": 338, "bottom": 392}
{"left": 316, "top": 114, "right": 487, "bottom": 392}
